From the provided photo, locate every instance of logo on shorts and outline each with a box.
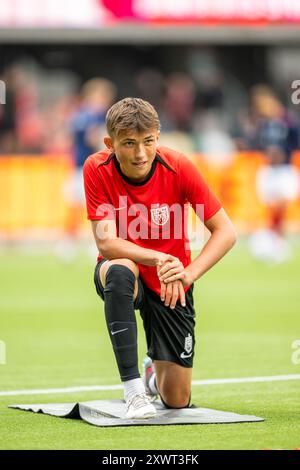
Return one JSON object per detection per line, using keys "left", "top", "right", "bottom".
{"left": 180, "top": 333, "right": 193, "bottom": 359}
{"left": 184, "top": 333, "right": 193, "bottom": 354}
{"left": 150, "top": 205, "right": 169, "bottom": 226}
{"left": 111, "top": 328, "right": 128, "bottom": 336}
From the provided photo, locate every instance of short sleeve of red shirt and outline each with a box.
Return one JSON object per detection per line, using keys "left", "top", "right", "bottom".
{"left": 178, "top": 154, "right": 222, "bottom": 221}
{"left": 83, "top": 156, "right": 114, "bottom": 221}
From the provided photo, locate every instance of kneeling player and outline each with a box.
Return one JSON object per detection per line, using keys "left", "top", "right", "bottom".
{"left": 83, "top": 98, "right": 236, "bottom": 419}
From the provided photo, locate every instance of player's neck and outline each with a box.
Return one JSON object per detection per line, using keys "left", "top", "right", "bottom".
{"left": 114, "top": 156, "right": 157, "bottom": 185}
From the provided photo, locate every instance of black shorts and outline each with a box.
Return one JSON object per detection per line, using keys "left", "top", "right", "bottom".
{"left": 94, "top": 259, "right": 196, "bottom": 368}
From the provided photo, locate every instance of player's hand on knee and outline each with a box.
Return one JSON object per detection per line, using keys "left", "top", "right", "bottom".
{"left": 157, "top": 257, "right": 185, "bottom": 284}
{"left": 160, "top": 280, "right": 186, "bottom": 309}
{"left": 155, "top": 253, "right": 175, "bottom": 268}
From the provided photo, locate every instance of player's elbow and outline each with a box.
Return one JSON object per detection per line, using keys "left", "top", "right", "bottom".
{"left": 225, "top": 225, "right": 237, "bottom": 250}
{"left": 98, "top": 238, "right": 116, "bottom": 260}
{"left": 221, "top": 216, "right": 237, "bottom": 250}
{"left": 210, "top": 221, "right": 237, "bottom": 250}
{"left": 98, "top": 243, "right": 111, "bottom": 260}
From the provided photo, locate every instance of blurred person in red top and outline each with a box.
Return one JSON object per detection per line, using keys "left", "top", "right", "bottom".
{"left": 83, "top": 97, "right": 236, "bottom": 419}
{"left": 9, "top": 64, "right": 43, "bottom": 153}
{"left": 0, "top": 64, "right": 43, "bottom": 153}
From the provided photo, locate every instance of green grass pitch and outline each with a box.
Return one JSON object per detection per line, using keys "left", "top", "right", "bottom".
{"left": 0, "top": 240, "right": 299, "bottom": 450}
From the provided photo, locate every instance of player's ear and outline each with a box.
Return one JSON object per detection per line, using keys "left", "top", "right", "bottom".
{"left": 156, "top": 130, "right": 160, "bottom": 146}
{"left": 104, "top": 136, "right": 114, "bottom": 151}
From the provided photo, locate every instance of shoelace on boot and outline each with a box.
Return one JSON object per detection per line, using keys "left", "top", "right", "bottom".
{"left": 126, "top": 393, "right": 150, "bottom": 411}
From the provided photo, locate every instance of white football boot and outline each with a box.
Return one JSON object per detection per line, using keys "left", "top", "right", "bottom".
{"left": 125, "top": 392, "right": 157, "bottom": 419}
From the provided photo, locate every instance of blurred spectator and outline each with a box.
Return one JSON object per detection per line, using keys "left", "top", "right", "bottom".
{"left": 0, "top": 61, "right": 79, "bottom": 155}
{"left": 8, "top": 64, "right": 43, "bottom": 153}
{"left": 70, "top": 77, "right": 117, "bottom": 170}
{"left": 162, "top": 73, "right": 196, "bottom": 132}
{"left": 158, "top": 131, "right": 195, "bottom": 156}
{"left": 135, "top": 68, "right": 165, "bottom": 114}
{"left": 193, "top": 111, "right": 236, "bottom": 166}
{"left": 0, "top": 69, "right": 17, "bottom": 153}
{"left": 187, "top": 48, "right": 244, "bottom": 159}
{"left": 41, "top": 96, "right": 75, "bottom": 154}
{"left": 65, "top": 77, "right": 117, "bottom": 209}
{"left": 59, "top": 77, "right": 117, "bottom": 259}
{"left": 187, "top": 49, "right": 225, "bottom": 111}
{"left": 236, "top": 85, "right": 299, "bottom": 162}
{"left": 241, "top": 85, "right": 300, "bottom": 262}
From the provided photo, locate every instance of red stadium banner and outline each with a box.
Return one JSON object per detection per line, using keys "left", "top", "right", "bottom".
{"left": 132, "top": 0, "right": 300, "bottom": 25}
{"left": 1, "top": 0, "right": 300, "bottom": 27}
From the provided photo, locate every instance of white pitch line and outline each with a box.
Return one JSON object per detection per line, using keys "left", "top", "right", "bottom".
{"left": 1, "top": 374, "right": 300, "bottom": 397}
{"left": 0, "top": 384, "right": 123, "bottom": 397}
{"left": 192, "top": 374, "right": 300, "bottom": 386}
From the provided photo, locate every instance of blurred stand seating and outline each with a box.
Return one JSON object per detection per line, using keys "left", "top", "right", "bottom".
{"left": 1, "top": 61, "right": 300, "bottom": 243}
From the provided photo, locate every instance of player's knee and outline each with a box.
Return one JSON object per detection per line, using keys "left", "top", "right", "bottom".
{"left": 160, "top": 386, "right": 191, "bottom": 409}
{"left": 105, "top": 263, "right": 137, "bottom": 295}
{"left": 104, "top": 259, "right": 138, "bottom": 279}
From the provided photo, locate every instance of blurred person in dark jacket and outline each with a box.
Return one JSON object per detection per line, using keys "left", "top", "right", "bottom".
{"left": 59, "top": 78, "right": 117, "bottom": 259}
{"left": 238, "top": 85, "right": 300, "bottom": 262}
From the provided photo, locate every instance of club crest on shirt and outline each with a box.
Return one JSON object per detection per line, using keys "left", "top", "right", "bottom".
{"left": 150, "top": 205, "right": 169, "bottom": 226}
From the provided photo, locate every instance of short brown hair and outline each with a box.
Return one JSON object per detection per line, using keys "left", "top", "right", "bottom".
{"left": 106, "top": 97, "right": 160, "bottom": 138}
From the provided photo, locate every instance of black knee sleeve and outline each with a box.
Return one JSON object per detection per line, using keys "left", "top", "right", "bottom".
{"left": 104, "top": 265, "right": 140, "bottom": 382}
{"left": 104, "top": 264, "right": 136, "bottom": 321}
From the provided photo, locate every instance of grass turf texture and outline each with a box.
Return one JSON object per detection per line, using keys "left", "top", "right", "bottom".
{"left": 0, "top": 240, "right": 299, "bottom": 450}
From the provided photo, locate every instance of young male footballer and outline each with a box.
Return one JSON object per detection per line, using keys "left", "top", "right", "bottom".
{"left": 83, "top": 97, "right": 236, "bottom": 419}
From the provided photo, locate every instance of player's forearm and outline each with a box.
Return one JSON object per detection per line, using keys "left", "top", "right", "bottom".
{"left": 100, "top": 237, "right": 161, "bottom": 266}
{"left": 185, "top": 227, "right": 237, "bottom": 283}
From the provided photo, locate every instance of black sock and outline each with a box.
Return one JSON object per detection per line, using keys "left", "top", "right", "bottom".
{"left": 103, "top": 264, "right": 140, "bottom": 382}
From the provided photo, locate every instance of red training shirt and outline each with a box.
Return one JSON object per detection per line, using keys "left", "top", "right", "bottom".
{"left": 83, "top": 146, "right": 221, "bottom": 296}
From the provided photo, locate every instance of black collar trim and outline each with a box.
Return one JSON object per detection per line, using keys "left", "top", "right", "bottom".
{"left": 113, "top": 154, "right": 157, "bottom": 186}
{"left": 99, "top": 152, "right": 176, "bottom": 175}
{"left": 156, "top": 154, "right": 176, "bottom": 173}
{"left": 98, "top": 153, "right": 114, "bottom": 166}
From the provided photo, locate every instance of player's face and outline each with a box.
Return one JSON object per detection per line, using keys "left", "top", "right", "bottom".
{"left": 104, "top": 129, "right": 160, "bottom": 182}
